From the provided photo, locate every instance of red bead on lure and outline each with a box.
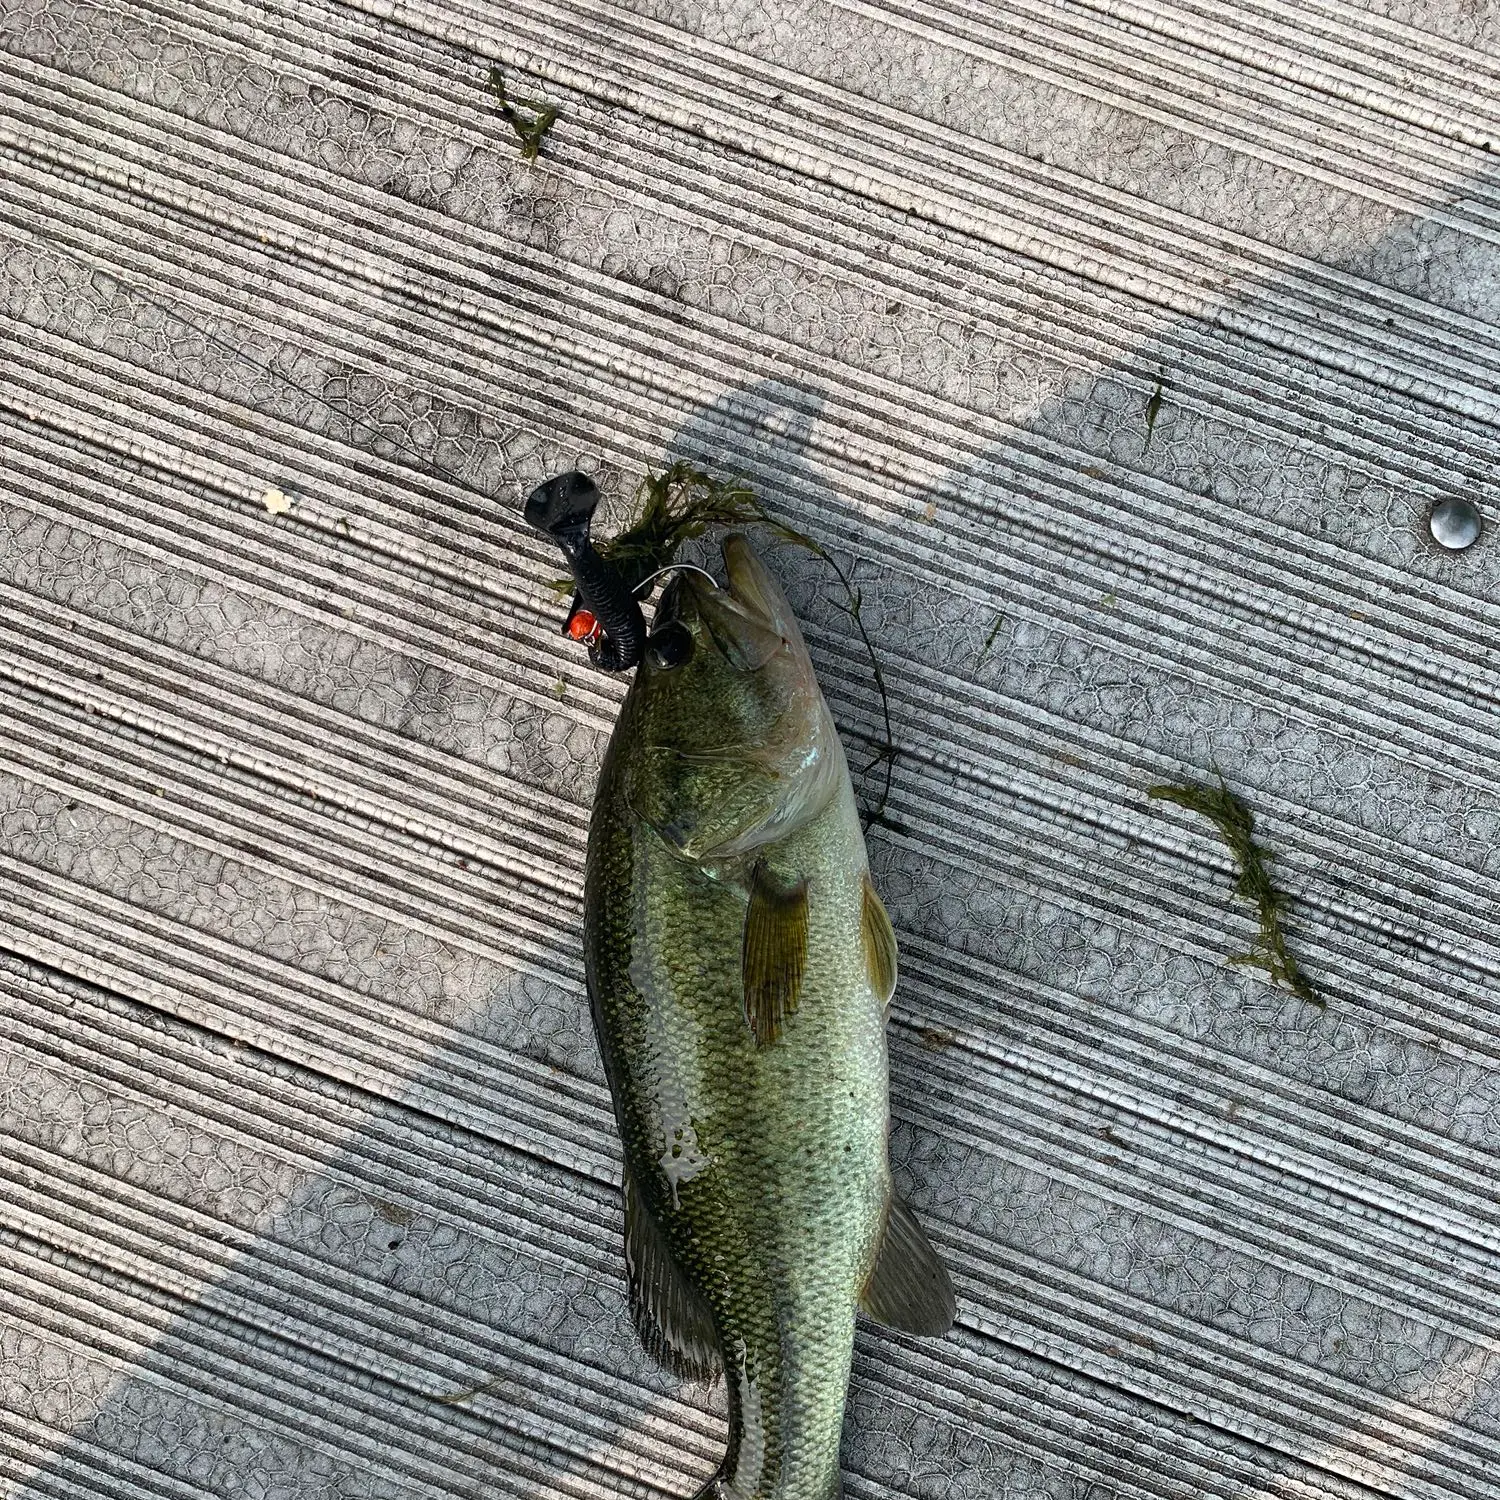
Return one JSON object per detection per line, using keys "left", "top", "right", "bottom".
{"left": 566, "top": 607, "right": 602, "bottom": 644}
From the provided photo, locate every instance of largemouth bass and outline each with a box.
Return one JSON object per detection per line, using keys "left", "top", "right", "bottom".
{"left": 584, "top": 530, "right": 956, "bottom": 1500}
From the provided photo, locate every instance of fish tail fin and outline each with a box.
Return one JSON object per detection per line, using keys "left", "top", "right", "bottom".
{"left": 689, "top": 1470, "right": 841, "bottom": 1499}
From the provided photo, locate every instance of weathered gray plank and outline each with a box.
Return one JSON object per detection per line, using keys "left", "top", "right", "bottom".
{"left": 1, "top": 0, "right": 1498, "bottom": 1496}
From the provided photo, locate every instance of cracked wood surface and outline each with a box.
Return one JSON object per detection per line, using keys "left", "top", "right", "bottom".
{"left": 2, "top": 0, "right": 1499, "bottom": 1496}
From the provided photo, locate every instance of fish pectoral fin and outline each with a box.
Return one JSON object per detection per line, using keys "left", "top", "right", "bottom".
{"left": 860, "top": 874, "right": 898, "bottom": 1013}
{"left": 624, "top": 1169, "right": 721, "bottom": 1381}
{"left": 858, "top": 1194, "right": 957, "bottom": 1337}
{"left": 742, "top": 863, "right": 809, "bottom": 1046}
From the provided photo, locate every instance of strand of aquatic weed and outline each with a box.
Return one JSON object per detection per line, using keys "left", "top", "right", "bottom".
{"left": 596, "top": 461, "right": 766, "bottom": 590}
{"left": 583, "top": 461, "right": 897, "bottom": 831}
{"left": 1147, "top": 775, "right": 1322, "bottom": 1007}
{"left": 487, "top": 66, "right": 558, "bottom": 161}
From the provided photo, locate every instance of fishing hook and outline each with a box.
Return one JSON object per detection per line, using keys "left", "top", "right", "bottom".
{"left": 631, "top": 562, "right": 720, "bottom": 597}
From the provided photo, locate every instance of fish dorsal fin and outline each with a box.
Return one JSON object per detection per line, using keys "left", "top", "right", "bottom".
{"left": 859, "top": 1194, "right": 957, "bottom": 1337}
{"left": 742, "top": 863, "right": 809, "bottom": 1046}
{"left": 860, "top": 874, "right": 897, "bottom": 1012}
{"left": 624, "top": 1169, "right": 721, "bottom": 1381}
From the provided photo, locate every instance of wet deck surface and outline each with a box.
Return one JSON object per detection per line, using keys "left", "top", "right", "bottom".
{"left": 3, "top": 1, "right": 1500, "bottom": 1496}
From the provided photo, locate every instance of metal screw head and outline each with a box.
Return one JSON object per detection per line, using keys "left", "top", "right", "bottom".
{"left": 1429, "top": 497, "right": 1482, "bottom": 551}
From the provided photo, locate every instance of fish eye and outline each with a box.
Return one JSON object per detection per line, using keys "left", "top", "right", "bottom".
{"left": 646, "top": 620, "right": 694, "bottom": 671}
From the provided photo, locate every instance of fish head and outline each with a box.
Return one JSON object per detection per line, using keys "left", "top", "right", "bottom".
{"left": 625, "top": 532, "right": 846, "bottom": 863}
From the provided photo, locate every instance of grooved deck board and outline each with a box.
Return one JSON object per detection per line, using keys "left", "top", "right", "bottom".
{"left": 2, "top": 1, "right": 1498, "bottom": 1496}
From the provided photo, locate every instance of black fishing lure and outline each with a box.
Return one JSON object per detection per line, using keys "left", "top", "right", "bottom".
{"left": 523, "top": 472, "right": 649, "bottom": 673}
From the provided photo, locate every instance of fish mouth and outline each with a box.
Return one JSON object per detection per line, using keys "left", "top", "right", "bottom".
{"left": 651, "top": 536, "right": 780, "bottom": 617}
{"left": 720, "top": 532, "right": 801, "bottom": 643}
{"left": 643, "top": 538, "right": 790, "bottom": 674}
{"left": 652, "top": 569, "right": 691, "bottom": 628}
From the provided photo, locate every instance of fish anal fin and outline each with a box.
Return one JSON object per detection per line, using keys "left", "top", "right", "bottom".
{"left": 624, "top": 1170, "right": 721, "bottom": 1381}
{"left": 860, "top": 874, "right": 897, "bottom": 1011}
{"left": 742, "top": 863, "right": 809, "bottom": 1046}
{"left": 859, "top": 1194, "right": 957, "bottom": 1337}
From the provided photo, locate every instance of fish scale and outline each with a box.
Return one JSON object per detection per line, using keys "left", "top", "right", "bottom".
{"left": 581, "top": 531, "right": 954, "bottom": 1499}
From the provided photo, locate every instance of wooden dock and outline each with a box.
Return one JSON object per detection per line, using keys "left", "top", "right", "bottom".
{"left": 2, "top": 1, "right": 1499, "bottom": 1495}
